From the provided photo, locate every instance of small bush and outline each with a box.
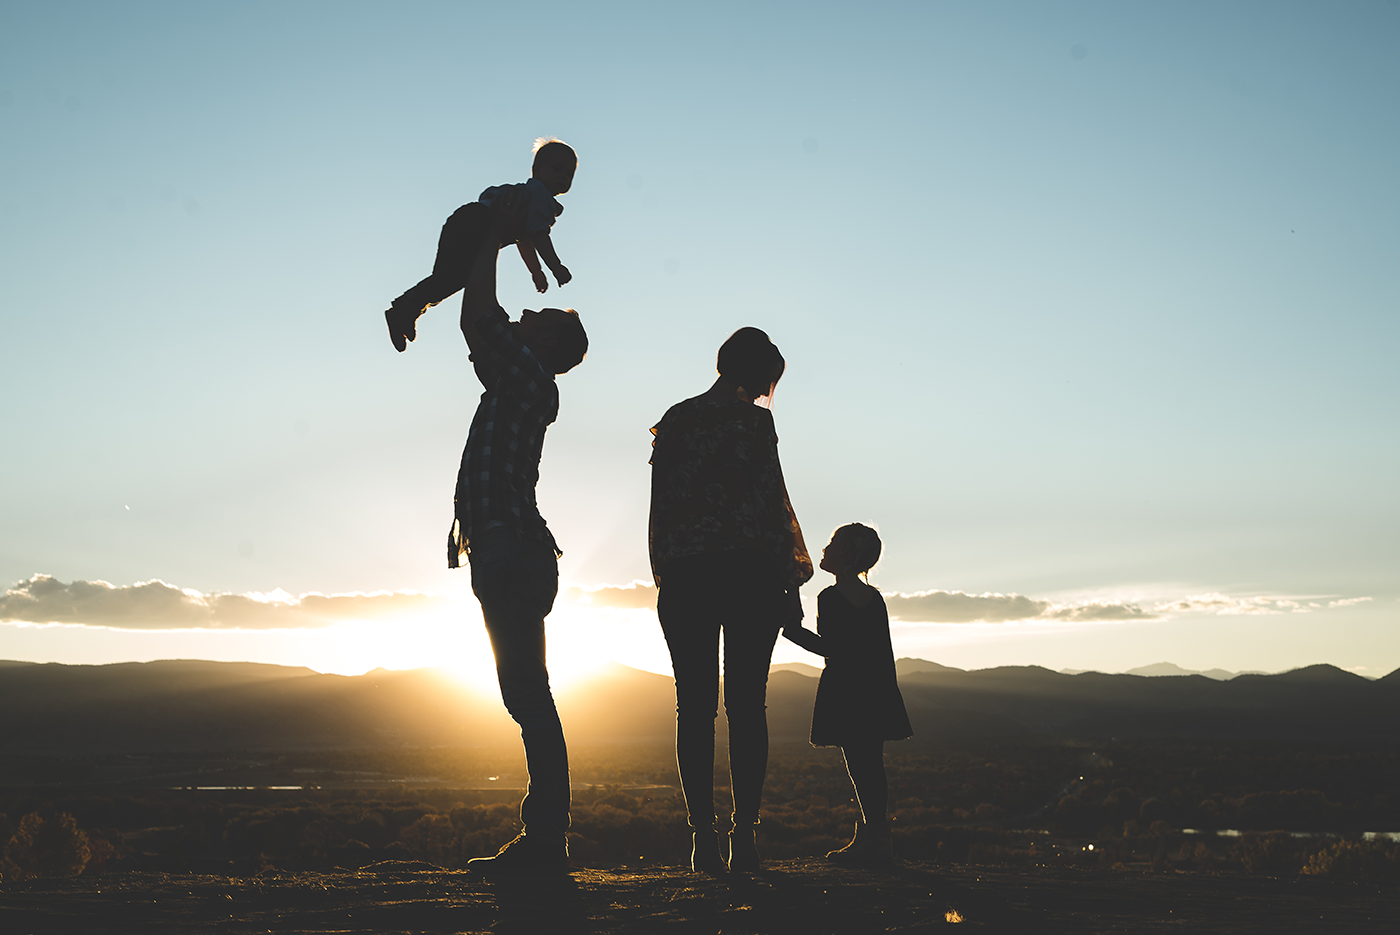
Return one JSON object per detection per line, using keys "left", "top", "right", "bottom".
{"left": 1234, "top": 831, "right": 1306, "bottom": 874}
{"left": 3, "top": 812, "right": 91, "bottom": 879}
{"left": 1301, "top": 839, "right": 1399, "bottom": 879}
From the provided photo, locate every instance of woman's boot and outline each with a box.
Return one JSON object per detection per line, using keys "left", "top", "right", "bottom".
{"left": 826, "top": 820, "right": 893, "bottom": 864}
{"left": 728, "top": 823, "right": 761, "bottom": 872}
{"left": 691, "top": 827, "right": 727, "bottom": 874}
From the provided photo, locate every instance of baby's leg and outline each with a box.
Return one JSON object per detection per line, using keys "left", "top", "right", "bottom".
{"left": 387, "top": 203, "right": 493, "bottom": 349}
{"left": 841, "top": 739, "right": 888, "bottom": 825}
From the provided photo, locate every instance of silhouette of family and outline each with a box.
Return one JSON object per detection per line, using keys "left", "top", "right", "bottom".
{"left": 383, "top": 139, "right": 911, "bottom": 874}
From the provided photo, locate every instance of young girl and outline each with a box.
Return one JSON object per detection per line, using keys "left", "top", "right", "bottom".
{"left": 783, "top": 523, "right": 912, "bottom": 863}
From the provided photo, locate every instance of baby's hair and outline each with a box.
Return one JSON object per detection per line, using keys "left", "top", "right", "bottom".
{"left": 532, "top": 137, "right": 577, "bottom": 169}
{"left": 834, "top": 523, "right": 882, "bottom": 579}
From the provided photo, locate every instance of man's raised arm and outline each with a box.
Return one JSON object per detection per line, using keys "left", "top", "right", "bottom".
{"left": 460, "top": 188, "right": 529, "bottom": 353}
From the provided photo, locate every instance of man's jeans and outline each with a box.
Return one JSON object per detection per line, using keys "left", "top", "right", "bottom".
{"left": 469, "top": 525, "right": 570, "bottom": 835}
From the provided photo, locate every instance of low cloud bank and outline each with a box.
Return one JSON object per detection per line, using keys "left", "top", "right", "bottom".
{"left": 563, "top": 581, "right": 1150, "bottom": 623}
{"left": 1156, "top": 593, "right": 1374, "bottom": 616}
{"left": 0, "top": 575, "right": 443, "bottom": 630}
{"left": 885, "top": 590, "right": 1152, "bottom": 623}
{"left": 8, "top": 574, "right": 1370, "bottom": 631}
{"left": 562, "top": 582, "right": 1372, "bottom": 625}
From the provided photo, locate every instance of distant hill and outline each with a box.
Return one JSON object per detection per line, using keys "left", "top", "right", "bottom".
{"left": 896, "top": 658, "right": 965, "bottom": 676}
{"left": 774, "top": 659, "right": 967, "bottom": 679}
{"left": 770, "top": 662, "right": 822, "bottom": 678}
{"left": 1, "top": 658, "right": 1397, "bottom": 755}
{"left": 1125, "top": 662, "right": 1266, "bottom": 680}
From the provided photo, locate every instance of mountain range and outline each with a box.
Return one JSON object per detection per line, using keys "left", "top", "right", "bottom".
{"left": 1, "top": 657, "right": 1397, "bottom": 756}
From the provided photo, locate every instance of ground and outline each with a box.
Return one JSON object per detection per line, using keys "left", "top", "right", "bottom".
{"left": 3, "top": 859, "right": 1398, "bottom": 934}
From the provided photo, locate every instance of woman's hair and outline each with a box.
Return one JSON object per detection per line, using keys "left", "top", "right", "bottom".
{"left": 834, "top": 523, "right": 883, "bottom": 578}
{"left": 717, "top": 327, "right": 785, "bottom": 400}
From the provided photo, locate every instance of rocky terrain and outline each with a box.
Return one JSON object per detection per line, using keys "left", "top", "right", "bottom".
{"left": 4, "top": 857, "right": 1399, "bottom": 934}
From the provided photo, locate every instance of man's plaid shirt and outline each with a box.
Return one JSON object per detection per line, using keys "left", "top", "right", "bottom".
{"left": 448, "top": 307, "right": 560, "bottom": 567}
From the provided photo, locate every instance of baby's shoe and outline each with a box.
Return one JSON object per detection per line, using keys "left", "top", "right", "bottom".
{"left": 385, "top": 303, "right": 421, "bottom": 352}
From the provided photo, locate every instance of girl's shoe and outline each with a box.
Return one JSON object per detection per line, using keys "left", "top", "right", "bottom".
{"left": 691, "top": 829, "right": 727, "bottom": 874}
{"left": 728, "top": 824, "right": 761, "bottom": 872}
{"left": 826, "top": 821, "right": 893, "bottom": 864}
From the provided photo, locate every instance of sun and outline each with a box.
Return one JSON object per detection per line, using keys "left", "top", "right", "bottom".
{"left": 304, "top": 595, "right": 673, "bottom": 695}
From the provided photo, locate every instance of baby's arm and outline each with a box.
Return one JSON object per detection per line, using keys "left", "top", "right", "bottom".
{"left": 782, "top": 621, "right": 825, "bottom": 656}
{"left": 531, "top": 230, "right": 572, "bottom": 287}
{"left": 516, "top": 240, "right": 550, "bottom": 294}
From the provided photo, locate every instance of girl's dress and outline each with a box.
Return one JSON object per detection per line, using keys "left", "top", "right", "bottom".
{"left": 808, "top": 586, "right": 913, "bottom": 747}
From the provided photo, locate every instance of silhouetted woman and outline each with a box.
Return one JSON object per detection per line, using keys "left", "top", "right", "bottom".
{"left": 648, "top": 327, "right": 812, "bottom": 872}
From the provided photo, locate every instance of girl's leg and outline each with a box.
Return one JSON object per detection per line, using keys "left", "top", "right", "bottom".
{"left": 842, "top": 739, "right": 888, "bottom": 825}
{"left": 828, "top": 739, "right": 894, "bottom": 863}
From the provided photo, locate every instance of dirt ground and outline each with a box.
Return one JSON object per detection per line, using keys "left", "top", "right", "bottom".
{"left": 3, "top": 858, "right": 1397, "bottom": 934}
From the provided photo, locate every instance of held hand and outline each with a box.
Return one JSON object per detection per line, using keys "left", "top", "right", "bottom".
{"left": 532, "top": 268, "right": 549, "bottom": 294}
{"left": 553, "top": 265, "right": 572, "bottom": 287}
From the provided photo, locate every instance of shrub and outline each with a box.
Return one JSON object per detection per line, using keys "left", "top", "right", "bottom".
{"left": 82, "top": 830, "right": 120, "bottom": 873}
{"left": 397, "top": 813, "right": 459, "bottom": 866}
{"left": 3, "top": 812, "right": 91, "bottom": 879}
{"left": 1234, "top": 831, "right": 1305, "bottom": 874}
{"left": 1301, "top": 839, "right": 1399, "bottom": 879}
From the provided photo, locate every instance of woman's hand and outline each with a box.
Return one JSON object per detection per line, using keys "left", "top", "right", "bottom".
{"left": 782, "top": 588, "right": 804, "bottom": 628}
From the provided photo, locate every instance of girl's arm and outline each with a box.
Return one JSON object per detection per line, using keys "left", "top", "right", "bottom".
{"left": 782, "top": 621, "right": 825, "bottom": 656}
{"left": 516, "top": 240, "right": 550, "bottom": 293}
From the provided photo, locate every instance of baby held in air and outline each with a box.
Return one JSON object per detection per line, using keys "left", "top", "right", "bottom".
{"left": 384, "top": 138, "right": 577, "bottom": 352}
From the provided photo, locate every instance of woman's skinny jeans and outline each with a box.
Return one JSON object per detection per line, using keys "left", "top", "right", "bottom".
{"left": 658, "top": 551, "right": 784, "bottom": 830}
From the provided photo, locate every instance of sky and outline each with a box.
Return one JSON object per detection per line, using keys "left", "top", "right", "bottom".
{"left": 2, "top": 1, "right": 1397, "bottom": 688}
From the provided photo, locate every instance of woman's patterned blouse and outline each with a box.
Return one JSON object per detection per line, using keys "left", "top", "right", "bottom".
{"left": 648, "top": 396, "right": 812, "bottom": 589}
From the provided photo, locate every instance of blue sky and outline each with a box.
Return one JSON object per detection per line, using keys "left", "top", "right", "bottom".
{"left": 2, "top": 1, "right": 1397, "bottom": 682}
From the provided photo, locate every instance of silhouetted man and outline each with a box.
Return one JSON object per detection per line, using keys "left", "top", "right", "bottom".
{"left": 448, "top": 192, "right": 588, "bottom": 871}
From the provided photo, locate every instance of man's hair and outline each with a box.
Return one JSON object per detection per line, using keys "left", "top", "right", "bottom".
{"left": 717, "top": 327, "right": 785, "bottom": 398}
{"left": 545, "top": 307, "right": 588, "bottom": 374}
{"left": 834, "top": 523, "right": 883, "bottom": 577}
{"left": 533, "top": 138, "right": 577, "bottom": 170}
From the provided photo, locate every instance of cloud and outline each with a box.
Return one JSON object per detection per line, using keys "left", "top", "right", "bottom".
{"left": 0, "top": 575, "right": 444, "bottom": 630}
{"left": 1152, "top": 594, "right": 1290, "bottom": 616}
{"left": 12, "top": 572, "right": 1366, "bottom": 632}
{"left": 1040, "top": 601, "right": 1155, "bottom": 622}
{"left": 563, "top": 583, "right": 1153, "bottom": 625}
{"left": 884, "top": 590, "right": 1152, "bottom": 624}
{"left": 561, "top": 583, "right": 657, "bottom": 610}
{"left": 1145, "top": 593, "right": 1374, "bottom": 617}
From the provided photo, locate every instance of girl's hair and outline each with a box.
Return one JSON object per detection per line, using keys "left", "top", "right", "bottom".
{"left": 834, "top": 523, "right": 883, "bottom": 578}
{"left": 717, "top": 327, "right": 785, "bottom": 400}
